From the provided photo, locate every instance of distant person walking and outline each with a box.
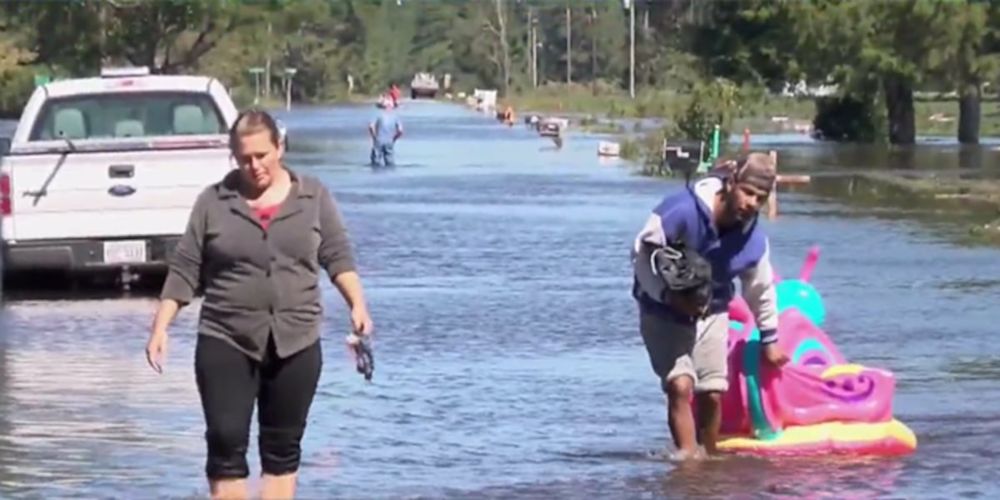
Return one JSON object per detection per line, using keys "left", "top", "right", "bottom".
{"left": 145, "top": 109, "right": 374, "bottom": 499}
{"left": 388, "top": 83, "right": 401, "bottom": 107}
{"left": 369, "top": 95, "right": 403, "bottom": 167}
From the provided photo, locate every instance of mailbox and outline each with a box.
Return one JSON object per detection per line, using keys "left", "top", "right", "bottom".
{"left": 662, "top": 140, "right": 704, "bottom": 181}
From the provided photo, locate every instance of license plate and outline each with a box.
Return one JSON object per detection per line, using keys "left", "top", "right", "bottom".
{"left": 103, "top": 240, "right": 147, "bottom": 264}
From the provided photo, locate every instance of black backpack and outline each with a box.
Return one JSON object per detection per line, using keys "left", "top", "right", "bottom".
{"left": 649, "top": 240, "right": 714, "bottom": 311}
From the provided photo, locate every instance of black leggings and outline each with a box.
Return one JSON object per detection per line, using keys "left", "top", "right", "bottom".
{"left": 194, "top": 334, "right": 322, "bottom": 479}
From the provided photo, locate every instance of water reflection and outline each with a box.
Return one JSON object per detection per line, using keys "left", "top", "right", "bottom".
{"left": 958, "top": 145, "right": 987, "bottom": 170}
{"left": 0, "top": 320, "right": 13, "bottom": 492}
{"left": 783, "top": 173, "right": 999, "bottom": 241}
{"left": 647, "top": 455, "right": 906, "bottom": 499}
{"left": 1, "top": 296, "right": 205, "bottom": 497}
{"left": 452, "top": 454, "right": 910, "bottom": 499}
{"left": 745, "top": 134, "right": 1000, "bottom": 175}
{"left": 946, "top": 358, "right": 1000, "bottom": 381}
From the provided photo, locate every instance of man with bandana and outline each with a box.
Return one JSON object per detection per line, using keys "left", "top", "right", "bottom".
{"left": 632, "top": 152, "right": 790, "bottom": 459}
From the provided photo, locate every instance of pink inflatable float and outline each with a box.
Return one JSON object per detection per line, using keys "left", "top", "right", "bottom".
{"left": 709, "top": 246, "right": 917, "bottom": 456}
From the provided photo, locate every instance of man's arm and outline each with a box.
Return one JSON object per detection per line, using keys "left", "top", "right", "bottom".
{"left": 632, "top": 205, "right": 688, "bottom": 305}
{"left": 393, "top": 118, "right": 404, "bottom": 142}
{"left": 740, "top": 239, "right": 779, "bottom": 344}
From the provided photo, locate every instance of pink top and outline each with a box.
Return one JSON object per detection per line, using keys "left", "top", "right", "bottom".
{"left": 253, "top": 204, "right": 281, "bottom": 230}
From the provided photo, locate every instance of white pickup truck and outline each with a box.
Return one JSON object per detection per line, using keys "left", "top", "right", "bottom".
{"left": 0, "top": 67, "right": 242, "bottom": 289}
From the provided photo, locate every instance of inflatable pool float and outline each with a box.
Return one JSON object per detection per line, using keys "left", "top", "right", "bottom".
{"left": 708, "top": 246, "right": 917, "bottom": 456}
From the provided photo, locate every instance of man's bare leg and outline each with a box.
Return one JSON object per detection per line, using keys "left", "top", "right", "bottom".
{"left": 695, "top": 391, "right": 723, "bottom": 455}
{"left": 261, "top": 473, "right": 297, "bottom": 500}
{"left": 665, "top": 376, "right": 699, "bottom": 458}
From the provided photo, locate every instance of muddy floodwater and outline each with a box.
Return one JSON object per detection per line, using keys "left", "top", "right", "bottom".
{"left": 1, "top": 102, "right": 998, "bottom": 499}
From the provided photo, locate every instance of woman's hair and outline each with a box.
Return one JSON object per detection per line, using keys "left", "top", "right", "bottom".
{"left": 229, "top": 108, "right": 281, "bottom": 151}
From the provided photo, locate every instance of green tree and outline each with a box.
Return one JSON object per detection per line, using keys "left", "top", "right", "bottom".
{"left": 411, "top": 3, "right": 463, "bottom": 81}
{"left": 0, "top": 29, "right": 35, "bottom": 118}
{"left": 792, "top": 0, "right": 951, "bottom": 144}
{"left": 936, "top": 1, "right": 1000, "bottom": 144}
{"left": 585, "top": 1, "right": 629, "bottom": 89}
{"left": 2, "top": 0, "right": 259, "bottom": 75}
{"left": 1, "top": 0, "right": 103, "bottom": 75}
{"left": 688, "top": 0, "right": 798, "bottom": 91}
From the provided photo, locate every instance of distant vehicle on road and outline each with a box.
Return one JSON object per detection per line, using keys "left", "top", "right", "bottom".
{"left": 410, "top": 72, "right": 440, "bottom": 99}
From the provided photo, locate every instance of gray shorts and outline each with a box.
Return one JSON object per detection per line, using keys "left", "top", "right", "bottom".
{"left": 639, "top": 307, "right": 729, "bottom": 393}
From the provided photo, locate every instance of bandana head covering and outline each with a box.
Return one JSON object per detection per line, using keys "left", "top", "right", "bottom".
{"left": 710, "top": 152, "right": 776, "bottom": 192}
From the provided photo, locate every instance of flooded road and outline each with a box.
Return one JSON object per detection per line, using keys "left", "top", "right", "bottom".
{"left": 1, "top": 101, "right": 999, "bottom": 499}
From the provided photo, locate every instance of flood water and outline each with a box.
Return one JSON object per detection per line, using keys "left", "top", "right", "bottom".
{"left": 1, "top": 101, "right": 999, "bottom": 499}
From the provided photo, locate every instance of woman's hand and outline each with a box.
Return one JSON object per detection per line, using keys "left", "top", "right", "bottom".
{"left": 347, "top": 304, "right": 375, "bottom": 381}
{"left": 147, "top": 298, "right": 181, "bottom": 374}
{"left": 351, "top": 304, "right": 374, "bottom": 337}
{"left": 332, "top": 272, "right": 372, "bottom": 336}
{"left": 146, "top": 329, "right": 168, "bottom": 374}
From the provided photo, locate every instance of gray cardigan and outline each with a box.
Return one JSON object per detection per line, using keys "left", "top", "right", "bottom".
{"left": 160, "top": 169, "right": 357, "bottom": 360}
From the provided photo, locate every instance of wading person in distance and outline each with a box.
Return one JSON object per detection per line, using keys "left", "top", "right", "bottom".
{"left": 145, "top": 109, "right": 373, "bottom": 499}
{"left": 368, "top": 95, "right": 403, "bottom": 168}
{"left": 632, "top": 152, "right": 789, "bottom": 460}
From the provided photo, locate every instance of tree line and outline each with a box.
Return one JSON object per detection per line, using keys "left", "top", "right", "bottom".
{"left": 0, "top": 0, "right": 996, "bottom": 145}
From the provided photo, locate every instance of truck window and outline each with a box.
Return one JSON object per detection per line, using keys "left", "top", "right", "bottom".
{"left": 29, "top": 92, "right": 226, "bottom": 141}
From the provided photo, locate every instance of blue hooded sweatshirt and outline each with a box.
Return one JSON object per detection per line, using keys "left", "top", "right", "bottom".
{"left": 632, "top": 176, "right": 779, "bottom": 344}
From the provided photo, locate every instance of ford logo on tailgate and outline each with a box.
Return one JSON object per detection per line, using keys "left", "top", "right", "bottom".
{"left": 108, "top": 184, "right": 136, "bottom": 197}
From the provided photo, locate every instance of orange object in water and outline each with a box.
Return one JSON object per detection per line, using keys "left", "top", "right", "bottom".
{"left": 503, "top": 106, "right": 515, "bottom": 126}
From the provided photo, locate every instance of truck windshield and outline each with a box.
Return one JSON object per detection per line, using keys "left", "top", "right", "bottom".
{"left": 29, "top": 91, "right": 226, "bottom": 141}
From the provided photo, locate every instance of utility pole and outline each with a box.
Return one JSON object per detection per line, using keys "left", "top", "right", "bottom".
{"left": 526, "top": 7, "right": 532, "bottom": 83}
{"left": 529, "top": 7, "right": 538, "bottom": 88}
{"left": 566, "top": 5, "right": 572, "bottom": 84}
{"left": 627, "top": 0, "right": 635, "bottom": 98}
{"left": 283, "top": 68, "right": 297, "bottom": 111}
{"left": 249, "top": 67, "right": 264, "bottom": 105}
{"left": 265, "top": 21, "right": 272, "bottom": 99}
{"left": 495, "top": 0, "right": 510, "bottom": 96}
{"left": 97, "top": 1, "right": 107, "bottom": 66}
{"left": 590, "top": 7, "right": 597, "bottom": 90}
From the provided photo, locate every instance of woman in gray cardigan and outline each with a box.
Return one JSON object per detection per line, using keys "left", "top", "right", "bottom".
{"left": 145, "top": 109, "right": 373, "bottom": 499}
